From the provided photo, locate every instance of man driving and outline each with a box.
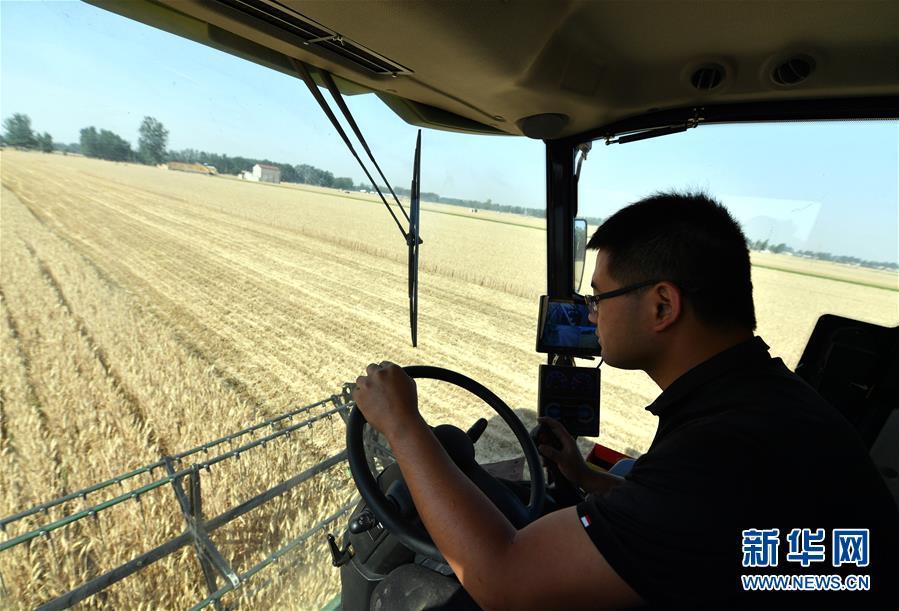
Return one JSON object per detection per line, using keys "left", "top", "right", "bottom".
{"left": 353, "top": 192, "right": 898, "bottom": 610}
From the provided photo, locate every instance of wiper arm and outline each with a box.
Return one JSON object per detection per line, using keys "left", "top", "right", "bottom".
{"left": 289, "top": 57, "right": 423, "bottom": 347}
{"left": 290, "top": 58, "right": 409, "bottom": 240}
{"left": 604, "top": 111, "right": 703, "bottom": 145}
{"left": 318, "top": 70, "right": 411, "bottom": 226}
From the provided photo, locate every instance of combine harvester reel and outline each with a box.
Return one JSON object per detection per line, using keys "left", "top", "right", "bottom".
{"left": 0, "top": 386, "right": 364, "bottom": 609}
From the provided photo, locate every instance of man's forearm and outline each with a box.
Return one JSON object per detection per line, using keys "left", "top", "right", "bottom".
{"left": 386, "top": 418, "right": 516, "bottom": 603}
{"left": 579, "top": 465, "right": 624, "bottom": 495}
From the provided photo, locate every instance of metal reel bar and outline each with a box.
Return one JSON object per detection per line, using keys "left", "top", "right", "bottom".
{"left": 0, "top": 396, "right": 337, "bottom": 531}
{"left": 36, "top": 452, "right": 349, "bottom": 611}
{"left": 1, "top": 403, "right": 349, "bottom": 552}
{"left": 189, "top": 501, "right": 357, "bottom": 610}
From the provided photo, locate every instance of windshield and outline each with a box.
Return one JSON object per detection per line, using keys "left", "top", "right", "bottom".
{"left": 3, "top": 3, "right": 897, "bottom": 609}
{"left": 0, "top": 3, "right": 545, "bottom": 608}
{"left": 576, "top": 120, "right": 899, "bottom": 456}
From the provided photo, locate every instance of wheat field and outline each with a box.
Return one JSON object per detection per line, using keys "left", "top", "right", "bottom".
{"left": 1, "top": 150, "right": 896, "bottom": 608}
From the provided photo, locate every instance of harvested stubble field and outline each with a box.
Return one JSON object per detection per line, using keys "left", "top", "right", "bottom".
{"left": 1, "top": 150, "right": 897, "bottom": 608}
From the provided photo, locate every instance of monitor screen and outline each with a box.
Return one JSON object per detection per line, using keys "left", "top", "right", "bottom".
{"left": 536, "top": 296, "right": 601, "bottom": 356}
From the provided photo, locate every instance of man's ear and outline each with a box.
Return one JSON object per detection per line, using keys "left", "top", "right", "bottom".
{"left": 652, "top": 282, "right": 682, "bottom": 331}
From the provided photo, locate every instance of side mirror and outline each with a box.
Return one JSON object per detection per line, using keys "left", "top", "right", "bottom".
{"left": 573, "top": 218, "right": 587, "bottom": 293}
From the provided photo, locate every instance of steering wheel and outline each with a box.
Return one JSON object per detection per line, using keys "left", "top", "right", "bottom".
{"left": 346, "top": 365, "right": 546, "bottom": 560}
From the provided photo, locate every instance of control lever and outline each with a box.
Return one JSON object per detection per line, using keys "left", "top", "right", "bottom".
{"left": 386, "top": 479, "right": 415, "bottom": 517}
{"left": 466, "top": 418, "right": 488, "bottom": 442}
{"left": 326, "top": 533, "right": 353, "bottom": 567}
{"left": 348, "top": 509, "right": 377, "bottom": 534}
{"left": 534, "top": 423, "right": 562, "bottom": 451}
{"left": 531, "top": 423, "right": 584, "bottom": 505}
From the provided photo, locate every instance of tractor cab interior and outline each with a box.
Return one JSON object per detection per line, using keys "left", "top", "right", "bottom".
{"left": 5, "top": 1, "right": 897, "bottom": 609}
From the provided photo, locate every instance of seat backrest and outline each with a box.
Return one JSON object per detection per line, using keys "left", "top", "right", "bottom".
{"left": 795, "top": 314, "right": 898, "bottom": 447}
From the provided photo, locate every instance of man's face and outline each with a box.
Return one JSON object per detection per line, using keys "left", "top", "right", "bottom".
{"left": 589, "top": 251, "right": 650, "bottom": 370}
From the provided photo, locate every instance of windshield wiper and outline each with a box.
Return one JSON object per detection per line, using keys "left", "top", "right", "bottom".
{"left": 604, "top": 111, "right": 703, "bottom": 145}
{"left": 409, "top": 131, "right": 421, "bottom": 347}
{"left": 290, "top": 57, "right": 423, "bottom": 347}
{"left": 290, "top": 58, "right": 410, "bottom": 237}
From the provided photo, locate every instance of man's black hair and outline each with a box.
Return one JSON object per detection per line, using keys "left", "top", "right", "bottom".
{"left": 587, "top": 191, "right": 756, "bottom": 331}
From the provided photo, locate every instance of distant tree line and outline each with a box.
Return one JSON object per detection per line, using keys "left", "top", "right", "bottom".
{"left": 748, "top": 239, "right": 897, "bottom": 271}
{"left": 2, "top": 112, "right": 593, "bottom": 221}
{"left": 2, "top": 113, "right": 54, "bottom": 152}
{"left": 77, "top": 117, "right": 168, "bottom": 163}
{"left": 165, "top": 148, "right": 356, "bottom": 190}
{"left": 369, "top": 183, "right": 604, "bottom": 225}
{"left": 3, "top": 111, "right": 892, "bottom": 270}
{"left": 0, "top": 113, "right": 169, "bottom": 164}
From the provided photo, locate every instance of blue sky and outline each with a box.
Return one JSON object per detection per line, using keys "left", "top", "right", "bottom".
{"left": 2, "top": 1, "right": 897, "bottom": 263}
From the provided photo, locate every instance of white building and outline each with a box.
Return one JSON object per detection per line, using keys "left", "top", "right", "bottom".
{"left": 242, "top": 163, "right": 281, "bottom": 183}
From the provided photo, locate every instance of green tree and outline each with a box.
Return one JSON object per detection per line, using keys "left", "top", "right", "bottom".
{"left": 333, "top": 176, "right": 354, "bottom": 190}
{"left": 36, "top": 132, "right": 54, "bottom": 153}
{"left": 80, "top": 127, "right": 99, "bottom": 157}
{"left": 279, "top": 164, "right": 298, "bottom": 183}
{"left": 137, "top": 116, "right": 168, "bottom": 164}
{"left": 96, "top": 129, "right": 133, "bottom": 161}
{"left": 80, "top": 126, "right": 132, "bottom": 161}
{"left": 3, "top": 113, "right": 36, "bottom": 148}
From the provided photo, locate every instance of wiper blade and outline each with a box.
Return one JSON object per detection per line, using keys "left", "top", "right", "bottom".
{"left": 408, "top": 130, "right": 422, "bottom": 347}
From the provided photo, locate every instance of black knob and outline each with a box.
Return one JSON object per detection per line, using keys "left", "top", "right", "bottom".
{"left": 348, "top": 510, "right": 377, "bottom": 534}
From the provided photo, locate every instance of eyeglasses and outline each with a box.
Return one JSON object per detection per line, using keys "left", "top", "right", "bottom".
{"left": 583, "top": 279, "right": 659, "bottom": 315}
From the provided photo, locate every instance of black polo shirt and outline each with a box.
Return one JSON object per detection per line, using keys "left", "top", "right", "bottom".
{"left": 576, "top": 336, "right": 898, "bottom": 609}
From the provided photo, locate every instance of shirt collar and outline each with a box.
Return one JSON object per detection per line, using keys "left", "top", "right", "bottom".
{"left": 645, "top": 336, "right": 771, "bottom": 417}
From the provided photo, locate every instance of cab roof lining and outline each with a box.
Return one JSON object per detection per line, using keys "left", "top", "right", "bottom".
{"left": 84, "top": 0, "right": 899, "bottom": 139}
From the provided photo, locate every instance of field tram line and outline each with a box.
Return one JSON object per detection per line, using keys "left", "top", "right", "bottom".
{"left": 163, "top": 324, "right": 269, "bottom": 416}
{"left": 0, "top": 290, "right": 34, "bottom": 509}
{"left": 8, "top": 165, "right": 540, "bottom": 456}
{"left": 6, "top": 186, "right": 269, "bottom": 418}
{"left": 56, "top": 217, "right": 277, "bottom": 412}
{"left": 40, "top": 204, "right": 319, "bottom": 397}
{"left": 66, "top": 172, "right": 539, "bottom": 300}
{"left": 1, "top": 184, "right": 124, "bottom": 294}
{"left": 16, "top": 169, "right": 538, "bottom": 410}
{"left": 20, "top": 240, "right": 171, "bottom": 459}
{"left": 74, "top": 187, "right": 534, "bottom": 365}
{"left": 22, "top": 167, "right": 535, "bottom": 349}
{"left": 12, "top": 165, "right": 530, "bottom": 404}
{"left": 35, "top": 214, "right": 272, "bottom": 416}
{"left": 61, "top": 191, "right": 532, "bottom": 401}
{"left": 0, "top": 284, "right": 65, "bottom": 497}
{"left": 0, "top": 388, "right": 7, "bottom": 454}
{"left": 37, "top": 221, "right": 271, "bottom": 418}
{"left": 0, "top": 385, "right": 31, "bottom": 528}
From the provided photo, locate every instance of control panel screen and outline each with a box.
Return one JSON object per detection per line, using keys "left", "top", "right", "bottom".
{"left": 538, "top": 364, "right": 600, "bottom": 437}
{"left": 536, "top": 296, "right": 601, "bottom": 357}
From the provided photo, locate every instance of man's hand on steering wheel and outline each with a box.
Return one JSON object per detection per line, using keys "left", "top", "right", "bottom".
{"left": 353, "top": 361, "right": 424, "bottom": 440}
{"left": 345, "top": 363, "right": 546, "bottom": 559}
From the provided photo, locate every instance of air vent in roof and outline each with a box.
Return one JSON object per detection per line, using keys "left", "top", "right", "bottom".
{"left": 215, "top": 0, "right": 411, "bottom": 75}
{"left": 690, "top": 64, "right": 725, "bottom": 91}
{"left": 772, "top": 56, "right": 815, "bottom": 86}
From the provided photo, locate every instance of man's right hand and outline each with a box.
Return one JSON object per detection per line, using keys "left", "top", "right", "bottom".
{"left": 536, "top": 416, "right": 591, "bottom": 487}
